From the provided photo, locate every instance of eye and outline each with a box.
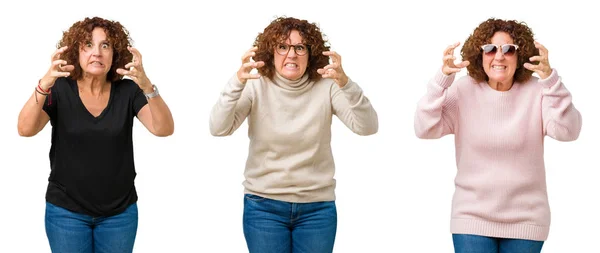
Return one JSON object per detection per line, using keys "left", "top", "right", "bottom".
{"left": 101, "top": 43, "right": 110, "bottom": 49}
{"left": 295, "top": 45, "right": 306, "bottom": 52}
{"left": 482, "top": 44, "right": 497, "bottom": 54}
{"left": 278, "top": 44, "right": 288, "bottom": 50}
{"left": 85, "top": 42, "right": 92, "bottom": 47}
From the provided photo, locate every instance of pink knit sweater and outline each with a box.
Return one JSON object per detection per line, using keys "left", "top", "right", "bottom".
{"left": 414, "top": 69, "right": 582, "bottom": 241}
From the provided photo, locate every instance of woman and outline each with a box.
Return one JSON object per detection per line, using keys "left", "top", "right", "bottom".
{"left": 17, "top": 17, "right": 174, "bottom": 253}
{"left": 209, "top": 17, "right": 378, "bottom": 253}
{"left": 414, "top": 18, "right": 582, "bottom": 252}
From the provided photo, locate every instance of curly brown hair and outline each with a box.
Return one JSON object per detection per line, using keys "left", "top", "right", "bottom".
{"left": 57, "top": 17, "right": 133, "bottom": 82}
{"left": 461, "top": 18, "right": 537, "bottom": 83}
{"left": 253, "top": 17, "right": 330, "bottom": 81}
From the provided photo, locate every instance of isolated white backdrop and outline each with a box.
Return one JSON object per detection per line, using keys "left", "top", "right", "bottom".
{"left": 0, "top": 0, "right": 597, "bottom": 252}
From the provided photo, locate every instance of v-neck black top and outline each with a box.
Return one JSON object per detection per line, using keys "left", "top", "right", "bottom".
{"left": 43, "top": 77, "right": 148, "bottom": 217}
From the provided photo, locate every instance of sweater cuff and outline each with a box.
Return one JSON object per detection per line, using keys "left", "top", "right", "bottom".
{"left": 340, "top": 78, "right": 357, "bottom": 92}
{"left": 228, "top": 74, "right": 246, "bottom": 92}
{"left": 538, "top": 68, "right": 559, "bottom": 88}
{"left": 434, "top": 68, "right": 455, "bottom": 89}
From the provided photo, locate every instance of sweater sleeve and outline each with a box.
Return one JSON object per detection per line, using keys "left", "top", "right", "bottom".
{"left": 330, "top": 78, "right": 378, "bottom": 136}
{"left": 414, "top": 69, "right": 459, "bottom": 139}
{"left": 539, "top": 69, "right": 582, "bottom": 141}
{"left": 209, "top": 74, "right": 252, "bottom": 136}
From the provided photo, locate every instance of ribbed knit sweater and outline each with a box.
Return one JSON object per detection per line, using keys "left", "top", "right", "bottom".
{"left": 210, "top": 72, "right": 378, "bottom": 203}
{"left": 414, "top": 69, "right": 582, "bottom": 241}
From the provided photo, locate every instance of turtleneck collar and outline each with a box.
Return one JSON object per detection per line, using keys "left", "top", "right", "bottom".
{"left": 272, "top": 71, "right": 311, "bottom": 91}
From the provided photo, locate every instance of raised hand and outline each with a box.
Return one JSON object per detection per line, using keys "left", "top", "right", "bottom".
{"left": 116, "top": 47, "right": 153, "bottom": 92}
{"left": 40, "top": 46, "right": 75, "bottom": 90}
{"left": 237, "top": 47, "right": 265, "bottom": 84}
{"left": 317, "top": 51, "right": 348, "bottom": 87}
{"left": 442, "top": 42, "right": 470, "bottom": 75}
{"left": 524, "top": 41, "right": 552, "bottom": 80}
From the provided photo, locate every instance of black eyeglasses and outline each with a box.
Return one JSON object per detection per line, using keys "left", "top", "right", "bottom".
{"left": 481, "top": 44, "right": 519, "bottom": 56}
{"left": 275, "top": 44, "right": 308, "bottom": 56}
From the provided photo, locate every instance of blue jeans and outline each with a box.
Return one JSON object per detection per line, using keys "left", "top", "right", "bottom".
{"left": 453, "top": 234, "right": 544, "bottom": 253}
{"left": 45, "top": 202, "right": 138, "bottom": 253}
{"left": 243, "top": 194, "right": 337, "bottom": 253}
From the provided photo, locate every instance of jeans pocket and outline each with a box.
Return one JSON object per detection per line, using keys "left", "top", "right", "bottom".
{"left": 245, "top": 194, "right": 268, "bottom": 202}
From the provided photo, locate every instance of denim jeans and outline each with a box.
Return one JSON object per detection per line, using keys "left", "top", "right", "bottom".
{"left": 45, "top": 202, "right": 138, "bottom": 253}
{"left": 453, "top": 234, "right": 544, "bottom": 253}
{"left": 243, "top": 194, "right": 337, "bottom": 253}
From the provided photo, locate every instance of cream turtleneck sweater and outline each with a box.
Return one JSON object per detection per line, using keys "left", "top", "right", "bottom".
{"left": 210, "top": 72, "right": 378, "bottom": 203}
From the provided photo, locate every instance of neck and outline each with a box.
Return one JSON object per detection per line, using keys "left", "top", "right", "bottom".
{"left": 273, "top": 72, "right": 310, "bottom": 89}
{"left": 488, "top": 79, "right": 513, "bottom": 91}
{"left": 78, "top": 75, "right": 110, "bottom": 96}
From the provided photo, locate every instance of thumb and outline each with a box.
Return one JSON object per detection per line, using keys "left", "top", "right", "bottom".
{"left": 523, "top": 63, "right": 535, "bottom": 71}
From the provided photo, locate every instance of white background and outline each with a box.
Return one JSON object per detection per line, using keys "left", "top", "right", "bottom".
{"left": 0, "top": 0, "right": 598, "bottom": 252}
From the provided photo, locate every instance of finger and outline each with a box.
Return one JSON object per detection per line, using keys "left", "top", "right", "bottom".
{"left": 322, "top": 51, "right": 341, "bottom": 64}
{"left": 443, "top": 42, "right": 460, "bottom": 56}
{"left": 455, "top": 60, "right": 470, "bottom": 68}
{"left": 52, "top": 71, "right": 71, "bottom": 77}
{"left": 53, "top": 59, "right": 68, "bottom": 68}
{"left": 443, "top": 55, "right": 456, "bottom": 63}
{"left": 534, "top": 42, "right": 549, "bottom": 58}
{"left": 241, "top": 61, "right": 261, "bottom": 71}
{"left": 445, "top": 67, "right": 462, "bottom": 74}
{"left": 529, "top": 56, "right": 543, "bottom": 62}
{"left": 116, "top": 68, "right": 133, "bottom": 76}
{"left": 241, "top": 47, "right": 258, "bottom": 63}
{"left": 319, "top": 68, "right": 337, "bottom": 79}
{"left": 128, "top": 46, "right": 142, "bottom": 63}
{"left": 58, "top": 64, "right": 75, "bottom": 72}
{"left": 52, "top": 46, "right": 69, "bottom": 60}
{"left": 317, "top": 68, "right": 331, "bottom": 76}
{"left": 254, "top": 61, "right": 265, "bottom": 68}
{"left": 523, "top": 63, "right": 539, "bottom": 71}
{"left": 125, "top": 62, "right": 140, "bottom": 70}
{"left": 322, "top": 63, "right": 339, "bottom": 70}
{"left": 240, "top": 73, "right": 261, "bottom": 80}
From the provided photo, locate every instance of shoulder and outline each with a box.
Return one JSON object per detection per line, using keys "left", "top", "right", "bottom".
{"left": 52, "top": 77, "right": 73, "bottom": 89}
{"left": 316, "top": 77, "right": 336, "bottom": 86}
{"left": 315, "top": 77, "right": 337, "bottom": 91}
{"left": 114, "top": 78, "right": 138, "bottom": 88}
{"left": 516, "top": 75, "right": 543, "bottom": 93}
{"left": 245, "top": 76, "right": 269, "bottom": 93}
{"left": 50, "top": 77, "right": 76, "bottom": 95}
{"left": 454, "top": 74, "right": 479, "bottom": 89}
{"left": 113, "top": 78, "right": 141, "bottom": 93}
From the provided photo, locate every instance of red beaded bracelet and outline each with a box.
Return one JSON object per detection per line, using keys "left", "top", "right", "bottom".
{"left": 35, "top": 79, "right": 52, "bottom": 105}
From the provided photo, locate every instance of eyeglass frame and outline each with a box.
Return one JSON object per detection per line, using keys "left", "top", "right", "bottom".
{"left": 275, "top": 43, "right": 309, "bottom": 56}
{"left": 480, "top": 44, "right": 519, "bottom": 56}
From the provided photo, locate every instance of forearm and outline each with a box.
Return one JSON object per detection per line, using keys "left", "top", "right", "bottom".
{"left": 146, "top": 96, "right": 174, "bottom": 136}
{"left": 541, "top": 69, "right": 582, "bottom": 141}
{"left": 333, "top": 80, "right": 378, "bottom": 136}
{"left": 209, "top": 75, "right": 249, "bottom": 136}
{"left": 18, "top": 91, "right": 49, "bottom": 136}
{"left": 414, "top": 69, "right": 456, "bottom": 139}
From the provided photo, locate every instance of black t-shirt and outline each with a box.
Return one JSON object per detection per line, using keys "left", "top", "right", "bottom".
{"left": 43, "top": 77, "right": 148, "bottom": 217}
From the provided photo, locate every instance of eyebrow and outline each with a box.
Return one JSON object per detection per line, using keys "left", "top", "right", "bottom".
{"left": 279, "top": 43, "right": 306, "bottom": 46}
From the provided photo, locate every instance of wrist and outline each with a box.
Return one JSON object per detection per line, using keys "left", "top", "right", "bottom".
{"left": 141, "top": 85, "right": 154, "bottom": 94}
{"left": 39, "top": 78, "right": 54, "bottom": 91}
{"left": 144, "top": 84, "right": 159, "bottom": 99}
{"left": 540, "top": 69, "right": 552, "bottom": 80}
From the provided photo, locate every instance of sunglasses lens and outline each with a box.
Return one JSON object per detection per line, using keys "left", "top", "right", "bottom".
{"left": 482, "top": 45, "right": 497, "bottom": 54}
{"left": 502, "top": 45, "right": 517, "bottom": 56}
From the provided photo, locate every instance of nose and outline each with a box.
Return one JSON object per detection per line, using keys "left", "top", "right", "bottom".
{"left": 286, "top": 48, "right": 297, "bottom": 58}
{"left": 91, "top": 45, "right": 101, "bottom": 56}
{"left": 494, "top": 49, "right": 505, "bottom": 60}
